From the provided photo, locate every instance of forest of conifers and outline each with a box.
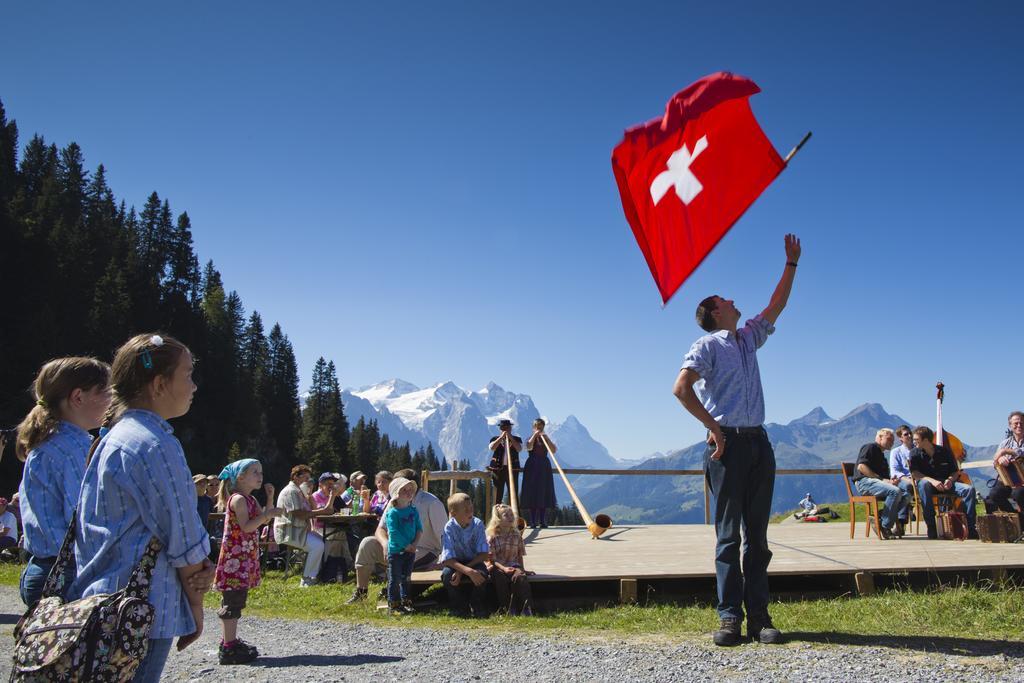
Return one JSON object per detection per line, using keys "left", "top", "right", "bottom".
{"left": 0, "top": 98, "right": 585, "bottom": 522}
{"left": 0, "top": 97, "right": 441, "bottom": 493}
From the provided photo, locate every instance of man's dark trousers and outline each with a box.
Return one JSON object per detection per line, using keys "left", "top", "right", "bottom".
{"left": 704, "top": 428, "right": 776, "bottom": 621}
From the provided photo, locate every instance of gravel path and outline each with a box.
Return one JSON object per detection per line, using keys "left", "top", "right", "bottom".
{"left": 2, "top": 586, "right": 1022, "bottom": 682}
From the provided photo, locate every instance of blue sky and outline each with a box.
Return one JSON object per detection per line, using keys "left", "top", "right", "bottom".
{"left": 3, "top": 2, "right": 1021, "bottom": 459}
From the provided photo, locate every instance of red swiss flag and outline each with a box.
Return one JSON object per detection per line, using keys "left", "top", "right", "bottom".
{"left": 612, "top": 72, "right": 785, "bottom": 304}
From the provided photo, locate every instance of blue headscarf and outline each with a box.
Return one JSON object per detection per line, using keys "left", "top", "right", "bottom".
{"left": 218, "top": 458, "right": 260, "bottom": 488}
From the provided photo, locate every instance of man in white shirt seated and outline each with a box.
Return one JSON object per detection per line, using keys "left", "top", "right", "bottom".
{"left": 346, "top": 468, "right": 447, "bottom": 603}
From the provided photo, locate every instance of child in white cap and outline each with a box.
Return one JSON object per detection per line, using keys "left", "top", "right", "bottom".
{"left": 383, "top": 477, "right": 421, "bottom": 614}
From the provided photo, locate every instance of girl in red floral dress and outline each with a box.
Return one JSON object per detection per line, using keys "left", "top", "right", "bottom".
{"left": 214, "top": 459, "right": 284, "bottom": 665}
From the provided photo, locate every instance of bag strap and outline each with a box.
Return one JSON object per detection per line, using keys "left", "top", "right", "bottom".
{"left": 40, "top": 509, "right": 80, "bottom": 599}
{"left": 123, "top": 535, "right": 164, "bottom": 600}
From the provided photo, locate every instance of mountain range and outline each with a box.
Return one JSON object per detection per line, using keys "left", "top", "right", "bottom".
{"left": 338, "top": 381, "right": 999, "bottom": 525}
{"left": 340, "top": 379, "right": 616, "bottom": 469}
{"left": 579, "top": 403, "right": 999, "bottom": 524}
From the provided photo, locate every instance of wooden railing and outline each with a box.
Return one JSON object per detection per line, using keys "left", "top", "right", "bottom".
{"left": 423, "top": 467, "right": 843, "bottom": 525}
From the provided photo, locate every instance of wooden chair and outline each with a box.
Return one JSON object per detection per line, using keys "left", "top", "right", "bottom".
{"left": 282, "top": 545, "right": 309, "bottom": 579}
{"left": 908, "top": 481, "right": 923, "bottom": 535}
{"left": 841, "top": 462, "right": 884, "bottom": 539}
{"left": 928, "top": 469, "right": 972, "bottom": 515}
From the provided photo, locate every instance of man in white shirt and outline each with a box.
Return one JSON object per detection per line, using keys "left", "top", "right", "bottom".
{"left": 888, "top": 425, "right": 916, "bottom": 534}
{"left": 346, "top": 468, "right": 447, "bottom": 603}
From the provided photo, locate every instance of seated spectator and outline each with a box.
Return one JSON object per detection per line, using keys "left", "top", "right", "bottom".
{"left": 910, "top": 426, "right": 978, "bottom": 539}
{"left": 853, "top": 428, "right": 910, "bottom": 538}
{"left": 312, "top": 472, "right": 352, "bottom": 583}
{"left": 985, "top": 411, "right": 1024, "bottom": 517}
{"left": 194, "top": 473, "right": 214, "bottom": 527}
{"left": 345, "top": 471, "right": 369, "bottom": 511}
{"left": 487, "top": 503, "right": 534, "bottom": 615}
{"left": 888, "top": 425, "right": 917, "bottom": 527}
{"left": 0, "top": 497, "right": 17, "bottom": 551}
{"left": 273, "top": 464, "right": 336, "bottom": 587}
{"left": 346, "top": 468, "right": 446, "bottom": 604}
{"left": 369, "top": 471, "right": 393, "bottom": 515}
{"left": 440, "top": 492, "right": 490, "bottom": 618}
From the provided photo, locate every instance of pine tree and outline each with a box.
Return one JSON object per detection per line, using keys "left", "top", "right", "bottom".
{"left": 298, "top": 357, "right": 349, "bottom": 475}
{"left": 240, "top": 312, "right": 268, "bottom": 386}
{"left": 265, "top": 324, "right": 301, "bottom": 467}
{"left": 0, "top": 100, "right": 18, "bottom": 208}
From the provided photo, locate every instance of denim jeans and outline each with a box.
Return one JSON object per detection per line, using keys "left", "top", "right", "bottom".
{"left": 896, "top": 477, "right": 916, "bottom": 521}
{"left": 132, "top": 638, "right": 173, "bottom": 683}
{"left": 387, "top": 551, "right": 414, "bottom": 602}
{"left": 19, "top": 555, "right": 64, "bottom": 608}
{"left": 704, "top": 429, "right": 775, "bottom": 621}
{"left": 918, "top": 479, "right": 977, "bottom": 535}
{"left": 854, "top": 477, "right": 910, "bottom": 529}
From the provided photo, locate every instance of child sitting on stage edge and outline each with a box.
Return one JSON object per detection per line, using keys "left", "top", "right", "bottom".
{"left": 486, "top": 503, "right": 534, "bottom": 615}
{"left": 214, "top": 458, "right": 284, "bottom": 664}
{"left": 383, "top": 476, "right": 421, "bottom": 615}
{"left": 439, "top": 492, "right": 490, "bottom": 618}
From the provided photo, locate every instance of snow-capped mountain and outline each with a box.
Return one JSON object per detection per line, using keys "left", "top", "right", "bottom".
{"left": 546, "top": 415, "right": 618, "bottom": 469}
{"left": 580, "top": 403, "right": 998, "bottom": 524}
{"left": 342, "top": 379, "right": 611, "bottom": 470}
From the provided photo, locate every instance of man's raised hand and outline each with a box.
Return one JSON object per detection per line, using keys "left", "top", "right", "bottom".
{"left": 784, "top": 233, "right": 801, "bottom": 263}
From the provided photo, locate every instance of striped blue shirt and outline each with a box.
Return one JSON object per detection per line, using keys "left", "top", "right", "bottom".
{"left": 18, "top": 422, "right": 91, "bottom": 558}
{"left": 439, "top": 516, "right": 488, "bottom": 564}
{"left": 71, "top": 410, "right": 210, "bottom": 639}
{"left": 681, "top": 315, "right": 775, "bottom": 428}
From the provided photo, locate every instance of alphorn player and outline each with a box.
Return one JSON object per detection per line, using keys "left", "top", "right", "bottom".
{"left": 487, "top": 419, "right": 522, "bottom": 506}
{"left": 672, "top": 234, "right": 801, "bottom": 647}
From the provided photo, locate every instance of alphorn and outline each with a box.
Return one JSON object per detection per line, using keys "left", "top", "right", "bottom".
{"left": 539, "top": 433, "right": 612, "bottom": 539}
{"left": 504, "top": 433, "right": 527, "bottom": 531}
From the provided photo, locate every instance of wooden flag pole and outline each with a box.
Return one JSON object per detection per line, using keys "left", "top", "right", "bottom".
{"left": 540, "top": 434, "right": 612, "bottom": 539}
{"left": 783, "top": 131, "right": 812, "bottom": 164}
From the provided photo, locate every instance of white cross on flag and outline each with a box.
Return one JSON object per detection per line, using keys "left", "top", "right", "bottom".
{"left": 650, "top": 135, "right": 708, "bottom": 206}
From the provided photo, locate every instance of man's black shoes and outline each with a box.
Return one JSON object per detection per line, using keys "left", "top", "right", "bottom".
{"left": 713, "top": 617, "right": 743, "bottom": 646}
{"left": 747, "top": 614, "right": 783, "bottom": 644}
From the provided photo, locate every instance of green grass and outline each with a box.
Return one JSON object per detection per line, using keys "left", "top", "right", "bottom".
{"left": 0, "top": 563, "right": 21, "bottom": 586}
{"left": 4, "top": 563, "right": 1020, "bottom": 645}
{"left": 771, "top": 501, "right": 877, "bottom": 524}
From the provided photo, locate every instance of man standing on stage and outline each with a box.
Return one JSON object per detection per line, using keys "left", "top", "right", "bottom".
{"left": 672, "top": 233, "right": 801, "bottom": 647}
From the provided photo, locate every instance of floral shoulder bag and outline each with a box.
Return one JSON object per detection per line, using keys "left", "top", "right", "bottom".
{"left": 9, "top": 513, "right": 162, "bottom": 682}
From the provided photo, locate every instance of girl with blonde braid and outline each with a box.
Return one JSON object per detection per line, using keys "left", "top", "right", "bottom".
{"left": 486, "top": 503, "right": 535, "bottom": 615}
{"left": 15, "top": 357, "right": 111, "bottom": 608}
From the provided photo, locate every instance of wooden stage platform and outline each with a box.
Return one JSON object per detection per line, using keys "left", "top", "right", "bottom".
{"left": 411, "top": 523, "right": 1024, "bottom": 597}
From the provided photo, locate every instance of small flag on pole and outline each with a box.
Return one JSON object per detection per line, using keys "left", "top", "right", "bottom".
{"left": 612, "top": 72, "right": 786, "bottom": 304}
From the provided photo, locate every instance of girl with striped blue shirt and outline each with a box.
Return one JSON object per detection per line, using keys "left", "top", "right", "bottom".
{"left": 15, "top": 356, "right": 111, "bottom": 608}
{"left": 71, "top": 333, "right": 212, "bottom": 683}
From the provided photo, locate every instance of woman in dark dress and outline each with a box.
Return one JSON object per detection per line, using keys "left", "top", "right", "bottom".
{"left": 521, "top": 419, "right": 557, "bottom": 529}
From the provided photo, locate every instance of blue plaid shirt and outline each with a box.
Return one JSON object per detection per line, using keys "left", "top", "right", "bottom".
{"left": 439, "top": 516, "right": 488, "bottom": 564}
{"left": 18, "top": 422, "right": 91, "bottom": 558}
{"left": 681, "top": 315, "right": 775, "bottom": 428}
{"left": 71, "top": 410, "right": 210, "bottom": 639}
